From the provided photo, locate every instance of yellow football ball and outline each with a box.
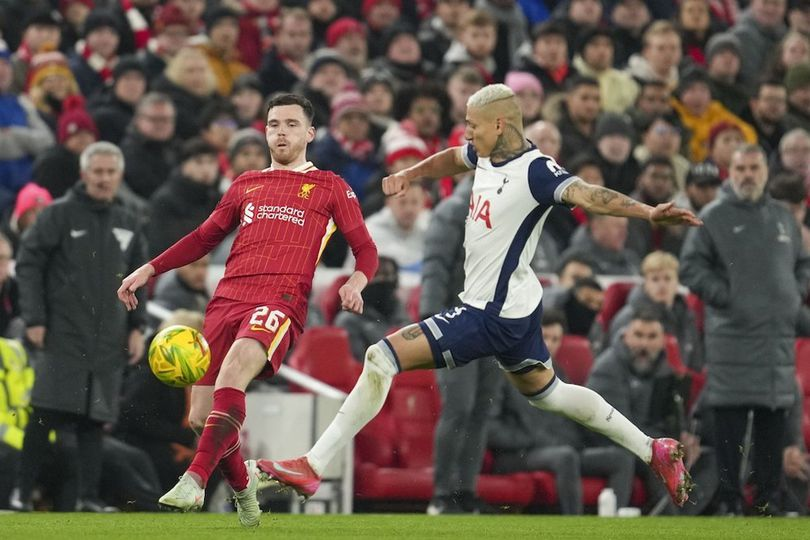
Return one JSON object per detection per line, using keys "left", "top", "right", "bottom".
{"left": 148, "top": 325, "right": 211, "bottom": 387}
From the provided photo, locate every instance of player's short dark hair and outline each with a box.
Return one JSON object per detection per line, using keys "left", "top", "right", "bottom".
{"left": 266, "top": 93, "right": 315, "bottom": 125}
{"left": 541, "top": 308, "right": 568, "bottom": 331}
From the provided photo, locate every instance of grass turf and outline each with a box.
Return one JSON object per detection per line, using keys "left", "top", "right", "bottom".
{"left": 3, "top": 513, "right": 810, "bottom": 540}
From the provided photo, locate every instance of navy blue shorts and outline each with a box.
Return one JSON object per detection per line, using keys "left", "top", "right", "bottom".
{"left": 418, "top": 302, "right": 551, "bottom": 372}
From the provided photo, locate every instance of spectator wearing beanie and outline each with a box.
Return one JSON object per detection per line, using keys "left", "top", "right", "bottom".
{"left": 257, "top": 8, "right": 313, "bottom": 96}
{"left": 229, "top": 73, "right": 264, "bottom": 130}
{"left": 362, "top": 129, "right": 428, "bottom": 217}
{"left": 140, "top": 4, "right": 193, "bottom": 83}
{"left": 147, "top": 137, "right": 221, "bottom": 257}
{"left": 0, "top": 40, "right": 54, "bottom": 211}
{"left": 33, "top": 96, "right": 99, "bottom": 199}
{"left": 327, "top": 17, "right": 367, "bottom": 73}
{"left": 364, "top": 0, "right": 403, "bottom": 59}
{"left": 310, "top": 90, "right": 381, "bottom": 202}
{"left": 10, "top": 10, "right": 63, "bottom": 94}
{"left": 69, "top": 9, "right": 122, "bottom": 98}
{"left": 705, "top": 32, "right": 749, "bottom": 116}
{"left": 59, "top": 0, "right": 94, "bottom": 53}
{"left": 236, "top": 0, "right": 281, "bottom": 71}
{"left": 505, "top": 71, "right": 543, "bottom": 125}
{"left": 87, "top": 56, "right": 147, "bottom": 144}
{"left": 4, "top": 183, "right": 53, "bottom": 255}
{"left": 784, "top": 62, "right": 810, "bottom": 133}
{"left": 25, "top": 49, "right": 82, "bottom": 133}
{"left": 198, "top": 6, "right": 251, "bottom": 96}
{"left": 227, "top": 128, "right": 268, "bottom": 181}
{"left": 592, "top": 112, "right": 641, "bottom": 195}
{"left": 671, "top": 66, "right": 756, "bottom": 162}
{"left": 295, "top": 49, "right": 354, "bottom": 129}
{"left": 572, "top": 27, "right": 639, "bottom": 113}
{"left": 706, "top": 121, "right": 745, "bottom": 179}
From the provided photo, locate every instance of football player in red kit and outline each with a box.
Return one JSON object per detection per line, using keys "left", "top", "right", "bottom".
{"left": 117, "top": 94, "right": 378, "bottom": 527}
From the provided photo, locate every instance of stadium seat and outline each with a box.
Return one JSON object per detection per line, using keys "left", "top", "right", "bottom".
{"left": 794, "top": 338, "right": 810, "bottom": 449}
{"left": 317, "top": 275, "right": 350, "bottom": 324}
{"left": 286, "top": 326, "right": 361, "bottom": 393}
{"left": 596, "top": 281, "right": 635, "bottom": 330}
{"left": 554, "top": 335, "right": 594, "bottom": 386}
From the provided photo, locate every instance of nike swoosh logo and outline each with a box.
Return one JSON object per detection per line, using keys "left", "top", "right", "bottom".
{"left": 272, "top": 463, "right": 303, "bottom": 476}
{"left": 733, "top": 225, "right": 745, "bottom": 234}
{"left": 245, "top": 186, "right": 262, "bottom": 194}
{"left": 70, "top": 229, "right": 87, "bottom": 238}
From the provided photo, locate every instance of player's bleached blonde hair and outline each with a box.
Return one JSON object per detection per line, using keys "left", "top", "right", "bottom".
{"left": 466, "top": 83, "right": 515, "bottom": 109}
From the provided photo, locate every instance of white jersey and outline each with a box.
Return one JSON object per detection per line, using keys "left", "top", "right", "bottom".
{"left": 459, "top": 143, "right": 577, "bottom": 318}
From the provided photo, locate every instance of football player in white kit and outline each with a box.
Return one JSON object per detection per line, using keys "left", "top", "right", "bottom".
{"left": 255, "top": 84, "right": 702, "bottom": 508}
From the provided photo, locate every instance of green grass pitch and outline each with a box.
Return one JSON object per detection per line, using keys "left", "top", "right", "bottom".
{"left": 3, "top": 513, "right": 810, "bottom": 540}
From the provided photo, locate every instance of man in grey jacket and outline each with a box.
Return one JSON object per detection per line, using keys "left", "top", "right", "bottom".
{"left": 421, "top": 177, "right": 501, "bottom": 514}
{"left": 14, "top": 142, "right": 148, "bottom": 512}
{"left": 680, "top": 143, "right": 810, "bottom": 515}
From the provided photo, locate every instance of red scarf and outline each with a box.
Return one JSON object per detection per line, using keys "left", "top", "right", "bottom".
{"left": 332, "top": 129, "right": 374, "bottom": 161}
{"left": 78, "top": 40, "right": 118, "bottom": 84}
{"left": 121, "top": 0, "right": 151, "bottom": 50}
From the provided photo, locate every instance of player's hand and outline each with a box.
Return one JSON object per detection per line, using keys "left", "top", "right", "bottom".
{"left": 26, "top": 326, "right": 46, "bottom": 348}
{"left": 339, "top": 282, "right": 364, "bottom": 314}
{"left": 117, "top": 264, "right": 155, "bottom": 311}
{"left": 127, "top": 329, "right": 145, "bottom": 365}
{"left": 649, "top": 202, "right": 703, "bottom": 227}
{"left": 382, "top": 171, "right": 412, "bottom": 198}
{"left": 783, "top": 445, "right": 810, "bottom": 481}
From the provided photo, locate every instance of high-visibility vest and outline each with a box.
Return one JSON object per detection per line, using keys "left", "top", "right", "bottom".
{"left": 0, "top": 338, "right": 33, "bottom": 450}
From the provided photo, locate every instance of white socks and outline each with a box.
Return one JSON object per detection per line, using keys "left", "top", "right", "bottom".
{"left": 306, "top": 342, "right": 399, "bottom": 475}
{"left": 528, "top": 377, "right": 652, "bottom": 463}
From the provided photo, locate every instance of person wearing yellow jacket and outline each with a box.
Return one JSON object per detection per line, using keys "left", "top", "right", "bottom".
{"left": 671, "top": 66, "right": 757, "bottom": 163}
{"left": 0, "top": 338, "right": 33, "bottom": 509}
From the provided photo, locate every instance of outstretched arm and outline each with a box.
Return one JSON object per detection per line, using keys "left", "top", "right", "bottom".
{"left": 382, "top": 147, "right": 472, "bottom": 198}
{"left": 561, "top": 179, "right": 703, "bottom": 227}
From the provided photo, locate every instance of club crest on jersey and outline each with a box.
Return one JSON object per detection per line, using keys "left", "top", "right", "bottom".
{"left": 298, "top": 183, "right": 316, "bottom": 199}
{"left": 469, "top": 194, "right": 492, "bottom": 229}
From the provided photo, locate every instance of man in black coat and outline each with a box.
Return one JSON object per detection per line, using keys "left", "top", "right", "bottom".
{"left": 14, "top": 141, "right": 148, "bottom": 512}
{"left": 88, "top": 56, "right": 147, "bottom": 145}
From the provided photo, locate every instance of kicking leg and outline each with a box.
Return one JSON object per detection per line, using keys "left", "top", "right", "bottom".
{"left": 257, "top": 324, "right": 435, "bottom": 498}
{"left": 160, "top": 338, "right": 265, "bottom": 527}
{"left": 506, "top": 366, "right": 692, "bottom": 506}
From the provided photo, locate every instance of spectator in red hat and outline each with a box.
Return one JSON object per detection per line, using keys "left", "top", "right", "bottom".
{"left": 140, "top": 3, "right": 193, "bottom": 82}
{"left": 68, "top": 9, "right": 122, "bottom": 98}
{"left": 9, "top": 10, "right": 62, "bottom": 94}
{"left": 707, "top": 121, "right": 745, "bottom": 179}
{"left": 236, "top": 0, "right": 281, "bottom": 71}
{"left": 33, "top": 96, "right": 99, "bottom": 199}
{"left": 310, "top": 90, "right": 381, "bottom": 201}
{"left": 25, "top": 49, "right": 82, "bottom": 134}
{"left": 327, "top": 17, "right": 367, "bottom": 72}
{"left": 363, "top": 0, "right": 402, "bottom": 59}
{"left": 6, "top": 183, "right": 53, "bottom": 254}
{"left": 0, "top": 40, "right": 54, "bottom": 211}
{"left": 362, "top": 129, "right": 428, "bottom": 217}
{"left": 257, "top": 8, "right": 313, "bottom": 96}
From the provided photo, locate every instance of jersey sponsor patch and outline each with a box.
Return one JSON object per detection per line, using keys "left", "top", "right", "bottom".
{"left": 346, "top": 189, "right": 357, "bottom": 199}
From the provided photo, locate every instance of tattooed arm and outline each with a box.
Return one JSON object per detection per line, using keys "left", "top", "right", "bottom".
{"left": 561, "top": 178, "right": 703, "bottom": 226}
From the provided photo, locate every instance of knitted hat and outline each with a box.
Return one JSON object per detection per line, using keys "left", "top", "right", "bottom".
{"left": 83, "top": 9, "right": 120, "bottom": 36}
{"left": 232, "top": 73, "right": 261, "bottom": 95}
{"left": 705, "top": 32, "right": 741, "bottom": 65}
{"left": 227, "top": 128, "right": 266, "bottom": 160}
{"left": 23, "top": 9, "right": 62, "bottom": 30}
{"left": 708, "top": 120, "right": 743, "bottom": 149}
{"left": 686, "top": 162, "right": 721, "bottom": 186}
{"left": 383, "top": 126, "right": 428, "bottom": 166}
{"left": 112, "top": 55, "right": 146, "bottom": 80}
{"left": 362, "top": 0, "right": 402, "bottom": 17}
{"left": 57, "top": 96, "right": 99, "bottom": 144}
{"left": 594, "top": 112, "right": 634, "bottom": 141}
{"left": 307, "top": 49, "right": 350, "bottom": 80}
{"left": 381, "top": 22, "right": 418, "bottom": 56}
{"left": 12, "top": 183, "right": 53, "bottom": 224}
{"left": 504, "top": 71, "right": 543, "bottom": 96}
{"left": 179, "top": 137, "right": 218, "bottom": 163}
{"left": 326, "top": 17, "right": 365, "bottom": 48}
{"left": 785, "top": 62, "right": 810, "bottom": 93}
{"left": 26, "top": 50, "right": 74, "bottom": 91}
{"left": 152, "top": 3, "right": 192, "bottom": 34}
{"left": 677, "top": 66, "right": 712, "bottom": 97}
{"left": 331, "top": 90, "right": 368, "bottom": 127}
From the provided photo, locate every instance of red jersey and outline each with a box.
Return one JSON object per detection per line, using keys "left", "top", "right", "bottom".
{"left": 150, "top": 162, "right": 377, "bottom": 327}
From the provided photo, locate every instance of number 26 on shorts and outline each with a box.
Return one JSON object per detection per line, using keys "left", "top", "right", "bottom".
{"left": 249, "top": 306, "right": 287, "bottom": 333}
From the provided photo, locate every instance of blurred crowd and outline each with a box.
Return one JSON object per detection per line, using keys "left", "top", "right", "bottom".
{"left": 1, "top": 0, "right": 810, "bottom": 517}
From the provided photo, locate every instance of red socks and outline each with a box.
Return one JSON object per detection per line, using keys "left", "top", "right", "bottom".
{"left": 187, "top": 387, "right": 249, "bottom": 491}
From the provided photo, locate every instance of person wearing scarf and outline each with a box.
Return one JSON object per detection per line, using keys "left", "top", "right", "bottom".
{"left": 25, "top": 49, "right": 82, "bottom": 133}
{"left": 10, "top": 10, "right": 62, "bottom": 94}
{"left": 69, "top": 9, "right": 121, "bottom": 98}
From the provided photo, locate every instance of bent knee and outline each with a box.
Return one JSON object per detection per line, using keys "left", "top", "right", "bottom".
{"left": 188, "top": 411, "right": 208, "bottom": 434}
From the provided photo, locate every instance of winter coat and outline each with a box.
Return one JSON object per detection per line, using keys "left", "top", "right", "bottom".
{"left": 680, "top": 185, "right": 810, "bottom": 409}
{"left": 0, "top": 94, "right": 54, "bottom": 202}
{"left": 120, "top": 129, "right": 178, "bottom": 199}
{"left": 33, "top": 146, "right": 80, "bottom": 199}
{"left": 730, "top": 9, "right": 786, "bottom": 86}
{"left": 16, "top": 184, "right": 148, "bottom": 423}
{"left": 88, "top": 91, "right": 136, "bottom": 144}
{"left": 572, "top": 56, "right": 639, "bottom": 113}
{"left": 151, "top": 76, "right": 216, "bottom": 141}
{"left": 671, "top": 98, "right": 758, "bottom": 163}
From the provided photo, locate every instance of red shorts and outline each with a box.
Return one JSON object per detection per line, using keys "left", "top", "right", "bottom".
{"left": 196, "top": 296, "right": 300, "bottom": 386}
